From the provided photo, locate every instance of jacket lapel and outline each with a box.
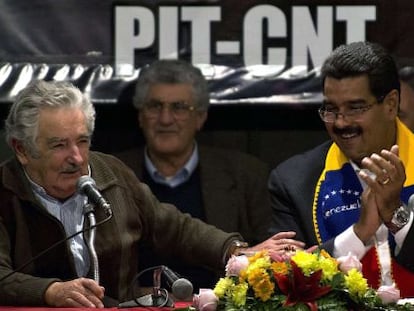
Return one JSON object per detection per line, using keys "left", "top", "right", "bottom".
{"left": 199, "top": 146, "right": 239, "bottom": 232}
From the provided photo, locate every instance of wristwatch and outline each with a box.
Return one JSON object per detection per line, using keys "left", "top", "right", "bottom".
{"left": 225, "top": 240, "right": 249, "bottom": 261}
{"left": 384, "top": 204, "right": 411, "bottom": 234}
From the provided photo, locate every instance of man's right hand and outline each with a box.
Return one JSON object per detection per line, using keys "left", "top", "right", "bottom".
{"left": 356, "top": 145, "right": 406, "bottom": 242}
{"left": 355, "top": 172, "right": 382, "bottom": 243}
{"left": 44, "top": 278, "right": 105, "bottom": 308}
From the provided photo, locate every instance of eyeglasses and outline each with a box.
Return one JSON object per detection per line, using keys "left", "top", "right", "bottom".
{"left": 318, "top": 104, "right": 375, "bottom": 123}
{"left": 141, "top": 100, "right": 196, "bottom": 120}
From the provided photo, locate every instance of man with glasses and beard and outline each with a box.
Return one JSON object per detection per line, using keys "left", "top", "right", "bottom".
{"left": 268, "top": 41, "right": 414, "bottom": 298}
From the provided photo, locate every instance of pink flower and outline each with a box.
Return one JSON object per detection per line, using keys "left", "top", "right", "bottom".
{"left": 225, "top": 255, "right": 249, "bottom": 276}
{"left": 377, "top": 285, "right": 400, "bottom": 304}
{"left": 269, "top": 251, "right": 292, "bottom": 262}
{"left": 337, "top": 252, "right": 362, "bottom": 273}
{"left": 192, "top": 288, "right": 218, "bottom": 311}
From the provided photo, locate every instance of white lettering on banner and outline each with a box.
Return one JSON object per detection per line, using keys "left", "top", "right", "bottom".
{"left": 324, "top": 200, "right": 361, "bottom": 219}
{"left": 337, "top": 6, "right": 376, "bottom": 43}
{"left": 292, "top": 6, "right": 333, "bottom": 69}
{"left": 114, "top": 5, "right": 377, "bottom": 76}
{"left": 181, "top": 7, "right": 221, "bottom": 65}
{"left": 115, "top": 6, "right": 155, "bottom": 76}
{"left": 243, "top": 5, "right": 287, "bottom": 67}
{"left": 159, "top": 7, "right": 179, "bottom": 60}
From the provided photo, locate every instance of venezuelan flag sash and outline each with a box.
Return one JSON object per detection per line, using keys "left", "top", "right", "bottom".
{"left": 312, "top": 119, "right": 414, "bottom": 297}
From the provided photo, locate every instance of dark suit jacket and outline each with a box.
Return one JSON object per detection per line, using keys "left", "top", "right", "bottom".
{"left": 116, "top": 144, "right": 272, "bottom": 244}
{"left": 268, "top": 140, "right": 414, "bottom": 272}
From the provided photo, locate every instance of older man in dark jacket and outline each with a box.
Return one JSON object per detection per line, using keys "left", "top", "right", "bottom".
{"left": 115, "top": 59, "right": 301, "bottom": 292}
{"left": 0, "top": 80, "right": 258, "bottom": 308}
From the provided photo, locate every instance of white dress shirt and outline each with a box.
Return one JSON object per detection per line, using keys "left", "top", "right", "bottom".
{"left": 333, "top": 162, "right": 413, "bottom": 285}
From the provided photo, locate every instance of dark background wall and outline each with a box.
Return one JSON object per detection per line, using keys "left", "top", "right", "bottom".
{"left": 0, "top": 1, "right": 411, "bottom": 168}
{"left": 91, "top": 102, "right": 329, "bottom": 169}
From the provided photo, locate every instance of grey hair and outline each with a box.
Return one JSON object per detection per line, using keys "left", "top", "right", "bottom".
{"left": 133, "top": 59, "right": 210, "bottom": 111}
{"left": 5, "top": 80, "right": 96, "bottom": 158}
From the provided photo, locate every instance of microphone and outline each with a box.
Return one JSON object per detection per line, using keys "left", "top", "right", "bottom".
{"left": 77, "top": 176, "right": 113, "bottom": 217}
{"left": 119, "top": 266, "right": 175, "bottom": 308}
{"left": 408, "top": 193, "right": 414, "bottom": 209}
{"left": 162, "top": 266, "right": 193, "bottom": 300}
{"left": 119, "top": 265, "right": 193, "bottom": 308}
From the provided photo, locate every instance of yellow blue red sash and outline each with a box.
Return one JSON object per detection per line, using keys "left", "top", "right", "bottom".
{"left": 312, "top": 119, "right": 414, "bottom": 297}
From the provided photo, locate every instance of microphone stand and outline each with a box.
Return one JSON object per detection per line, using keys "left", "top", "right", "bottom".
{"left": 83, "top": 203, "right": 99, "bottom": 283}
{"left": 152, "top": 266, "right": 162, "bottom": 297}
{"left": 119, "top": 267, "right": 174, "bottom": 308}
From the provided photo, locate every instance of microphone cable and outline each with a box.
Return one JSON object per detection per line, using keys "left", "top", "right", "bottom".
{"left": 0, "top": 210, "right": 113, "bottom": 283}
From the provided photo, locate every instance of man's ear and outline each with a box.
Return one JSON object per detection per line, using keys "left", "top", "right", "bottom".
{"left": 385, "top": 89, "right": 399, "bottom": 117}
{"left": 138, "top": 111, "right": 144, "bottom": 129}
{"left": 12, "top": 139, "right": 29, "bottom": 165}
{"left": 196, "top": 111, "right": 208, "bottom": 130}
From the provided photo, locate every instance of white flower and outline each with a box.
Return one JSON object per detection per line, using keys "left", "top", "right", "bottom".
{"left": 337, "top": 252, "right": 362, "bottom": 273}
{"left": 377, "top": 285, "right": 400, "bottom": 304}
{"left": 225, "top": 255, "right": 249, "bottom": 276}
{"left": 192, "top": 288, "right": 218, "bottom": 311}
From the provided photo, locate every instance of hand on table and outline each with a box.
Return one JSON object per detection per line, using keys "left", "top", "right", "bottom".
{"left": 44, "top": 277, "right": 105, "bottom": 308}
{"left": 247, "top": 231, "right": 305, "bottom": 256}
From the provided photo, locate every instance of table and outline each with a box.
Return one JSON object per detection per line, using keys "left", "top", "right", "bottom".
{"left": 0, "top": 301, "right": 192, "bottom": 311}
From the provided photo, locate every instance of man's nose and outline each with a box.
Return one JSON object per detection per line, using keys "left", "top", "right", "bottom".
{"left": 158, "top": 105, "right": 175, "bottom": 123}
{"left": 333, "top": 112, "right": 351, "bottom": 126}
{"left": 68, "top": 145, "right": 84, "bottom": 164}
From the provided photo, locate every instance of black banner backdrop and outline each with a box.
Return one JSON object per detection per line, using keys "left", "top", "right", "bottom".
{"left": 0, "top": 0, "right": 413, "bottom": 105}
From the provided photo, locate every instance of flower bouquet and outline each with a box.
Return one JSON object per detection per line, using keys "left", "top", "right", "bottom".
{"left": 186, "top": 249, "right": 413, "bottom": 311}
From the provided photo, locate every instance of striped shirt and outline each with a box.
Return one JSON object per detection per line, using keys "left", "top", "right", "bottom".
{"left": 28, "top": 175, "right": 90, "bottom": 277}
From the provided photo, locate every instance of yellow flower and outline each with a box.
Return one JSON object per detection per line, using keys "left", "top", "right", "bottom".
{"left": 290, "top": 250, "right": 339, "bottom": 282}
{"left": 248, "top": 255, "right": 271, "bottom": 271}
{"left": 231, "top": 282, "right": 248, "bottom": 306}
{"left": 242, "top": 251, "right": 275, "bottom": 302}
{"left": 248, "top": 250, "right": 267, "bottom": 263}
{"left": 291, "top": 251, "right": 318, "bottom": 276}
{"left": 239, "top": 251, "right": 269, "bottom": 282}
{"left": 209, "top": 249, "right": 392, "bottom": 311}
{"left": 319, "top": 249, "right": 331, "bottom": 259}
{"left": 344, "top": 268, "right": 368, "bottom": 298}
{"left": 213, "top": 277, "right": 234, "bottom": 298}
{"left": 247, "top": 267, "right": 274, "bottom": 301}
{"left": 318, "top": 255, "right": 339, "bottom": 282}
{"left": 271, "top": 261, "right": 288, "bottom": 275}
{"left": 239, "top": 269, "right": 247, "bottom": 281}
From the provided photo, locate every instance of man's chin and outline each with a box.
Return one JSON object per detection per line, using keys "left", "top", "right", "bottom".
{"left": 48, "top": 185, "right": 77, "bottom": 201}
{"left": 340, "top": 148, "right": 366, "bottom": 165}
{"left": 151, "top": 143, "right": 182, "bottom": 154}
{"left": 59, "top": 174, "right": 83, "bottom": 190}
